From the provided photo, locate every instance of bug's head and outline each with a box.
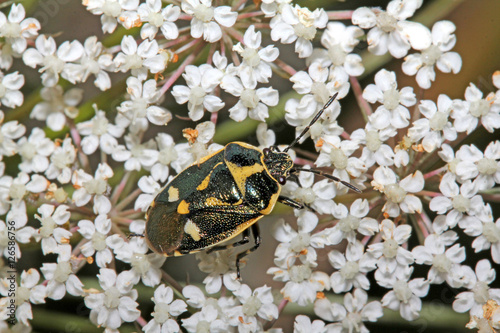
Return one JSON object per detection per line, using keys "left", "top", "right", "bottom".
{"left": 263, "top": 147, "right": 294, "bottom": 185}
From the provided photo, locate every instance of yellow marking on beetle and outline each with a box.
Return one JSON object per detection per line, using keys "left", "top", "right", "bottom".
{"left": 158, "top": 214, "right": 264, "bottom": 256}
{"left": 197, "top": 162, "right": 223, "bottom": 191}
{"left": 205, "top": 197, "right": 243, "bottom": 207}
{"left": 229, "top": 141, "right": 260, "bottom": 151}
{"left": 259, "top": 191, "right": 280, "bottom": 215}
{"left": 168, "top": 187, "right": 179, "bottom": 202}
{"left": 205, "top": 197, "right": 228, "bottom": 206}
{"left": 184, "top": 219, "right": 201, "bottom": 241}
{"left": 226, "top": 161, "right": 265, "bottom": 195}
{"left": 177, "top": 200, "right": 190, "bottom": 214}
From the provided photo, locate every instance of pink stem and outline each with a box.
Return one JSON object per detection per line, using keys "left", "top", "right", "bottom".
{"left": 350, "top": 75, "right": 372, "bottom": 118}
{"left": 237, "top": 11, "right": 265, "bottom": 19}
{"left": 160, "top": 40, "right": 204, "bottom": 95}
{"left": 423, "top": 166, "right": 446, "bottom": 179}
{"left": 327, "top": 10, "right": 355, "bottom": 20}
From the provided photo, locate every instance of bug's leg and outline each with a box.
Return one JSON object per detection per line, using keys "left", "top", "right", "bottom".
{"left": 278, "top": 196, "right": 317, "bottom": 213}
{"left": 278, "top": 196, "right": 304, "bottom": 209}
{"left": 292, "top": 167, "right": 361, "bottom": 193}
{"left": 235, "top": 223, "right": 261, "bottom": 279}
{"left": 128, "top": 233, "right": 145, "bottom": 239}
{"left": 206, "top": 228, "right": 251, "bottom": 254}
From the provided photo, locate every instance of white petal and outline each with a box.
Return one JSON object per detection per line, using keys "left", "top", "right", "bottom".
{"left": 214, "top": 6, "right": 237, "bottom": 27}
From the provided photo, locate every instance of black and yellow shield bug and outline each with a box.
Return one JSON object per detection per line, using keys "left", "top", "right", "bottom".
{"left": 143, "top": 93, "right": 360, "bottom": 277}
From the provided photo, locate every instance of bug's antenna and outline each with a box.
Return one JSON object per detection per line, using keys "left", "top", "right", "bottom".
{"left": 283, "top": 92, "right": 339, "bottom": 153}
{"left": 292, "top": 167, "right": 362, "bottom": 193}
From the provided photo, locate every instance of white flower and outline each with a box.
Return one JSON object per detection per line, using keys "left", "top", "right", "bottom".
{"left": 0, "top": 269, "right": 46, "bottom": 326}
{"left": 0, "top": 70, "right": 24, "bottom": 108}
{"left": 181, "top": 0, "right": 237, "bottom": 43}
{"left": 143, "top": 284, "right": 187, "bottom": 333}
{"left": 0, "top": 3, "right": 40, "bottom": 66}
{"left": 314, "top": 139, "right": 365, "bottom": 193}
{"left": 267, "top": 262, "right": 330, "bottom": 306}
{"left": 281, "top": 167, "right": 336, "bottom": 214}
{"left": 0, "top": 172, "right": 48, "bottom": 228}
{"left": 150, "top": 133, "right": 179, "bottom": 182}
{"left": 0, "top": 219, "right": 34, "bottom": 259}
{"left": 22, "top": 35, "right": 84, "bottom": 87}
{"left": 196, "top": 250, "right": 241, "bottom": 294}
{"left": 429, "top": 173, "right": 483, "bottom": 228}
{"left": 182, "top": 284, "right": 234, "bottom": 311}
{"left": 83, "top": 0, "right": 140, "bottom": 33}
{"left": 84, "top": 268, "right": 140, "bottom": 330}
{"left": 288, "top": 62, "right": 349, "bottom": 120}
{"left": 77, "top": 108, "right": 124, "bottom": 155}
{"left": 328, "top": 199, "right": 379, "bottom": 244}
{"left": 261, "top": 0, "right": 291, "bottom": 17}
{"left": 293, "top": 315, "right": 326, "bottom": 333}
{"left": 452, "top": 83, "right": 500, "bottom": 134}
{"left": 227, "top": 284, "right": 278, "bottom": 332}
{"left": 169, "top": 121, "right": 222, "bottom": 171}
{"left": 362, "top": 69, "right": 416, "bottom": 129}
{"left": 402, "top": 20, "right": 462, "bottom": 89}
{"left": 0, "top": 114, "right": 25, "bottom": 156}
{"left": 455, "top": 141, "right": 500, "bottom": 191}
{"left": 453, "top": 259, "right": 500, "bottom": 317}
{"left": 45, "top": 137, "right": 77, "bottom": 184}
{"left": 256, "top": 122, "right": 276, "bottom": 149}
{"left": 34, "top": 204, "right": 72, "bottom": 255}
{"left": 135, "top": 175, "right": 162, "bottom": 212}
{"left": 64, "top": 36, "right": 113, "bottom": 90}
{"left": 222, "top": 75, "right": 279, "bottom": 122}
{"left": 271, "top": 212, "right": 319, "bottom": 268}
{"left": 171, "top": 64, "right": 224, "bottom": 121}
{"left": 309, "top": 22, "right": 364, "bottom": 77}
{"left": 113, "top": 134, "right": 159, "bottom": 171}
{"left": 41, "top": 244, "right": 84, "bottom": 300}
{"left": 78, "top": 215, "right": 113, "bottom": 267}
{"left": 408, "top": 95, "right": 457, "bottom": 152}
{"left": 113, "top": 36, "right": 159, "bottom": 79}
{"left": 314, "top": 289, "right": 383, "bottom": 332}
{"left": 412, "top": 235, "right": 467, "bottom": 288}
{"left": 233, "top": 25, "right": 279, "bottom": 87}
{"left": 30, "top": 85, "right": 84, "bottom": 131}
{"left": 351, "top": 125, "right": 397, "bottom": 167}
{"left": 381, "top": 266, "right": 429, "bottom": 321}
{"left": 271, "top": 4, "right": 328, "bottom": 58}
{"left": 118, "top": 77, "right": 172, "bottom": 126}
{"left": 72, "top": 163, "right": 113, "bottom": 215}
{"left": 138, "top": 1, "right": 180, "bottom": 40}
{"left": 328, "top": 241, "right": 376, "bottom": 293}
{"left": 111, "top": 221, "right": 166, "bottom": 287}
{"left": 352, "top": 0, "right": 431, "bottom": 58}
{"left": 17, "top": 127, "right": 55, "bottom": 173}
{"left": 469, "top": 212, "right": 500, "bottom": 264}
{"left": 182, "top": 304, "right": 230, "bottom": 333}
{"left": 181, "top": 285, "right": 235, "bottom": 331}
{"left": 284, "top": 80, "right": 345, "bottom": 145}
{"left": 371, "top": 167, "right": 424, "bottom": 217}
{"left": 367, "top": 219, "right": 414, "bottom": 287}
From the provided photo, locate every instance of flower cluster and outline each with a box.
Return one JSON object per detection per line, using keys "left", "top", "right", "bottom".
{"left": 1, "top": 0, "right": 499, "bottom": 332}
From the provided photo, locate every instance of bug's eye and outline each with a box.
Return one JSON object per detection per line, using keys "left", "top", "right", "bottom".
{"left": 263, "top": 148, "right": 271, "bottom": 156}
{"left": 278, "top": 176, "right": 287, "bottom": 185}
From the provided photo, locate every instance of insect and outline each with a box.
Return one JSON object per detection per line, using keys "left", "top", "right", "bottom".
{"left": 142, "top": 93, "right": 360, "bottom": 278}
